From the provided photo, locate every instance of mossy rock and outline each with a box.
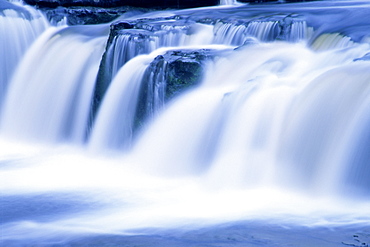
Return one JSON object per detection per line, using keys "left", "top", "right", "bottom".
{"left": 134, "top": 49, "right": 216, "bottom": 129}
{"left": 166, "top": 54, "right": 205, "bottom": 99}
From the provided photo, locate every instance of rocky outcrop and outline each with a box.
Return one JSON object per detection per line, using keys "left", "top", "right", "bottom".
{"left": 92, "top": 29, "right": 157, "bottom": 120}
{"left": 91, "top": 18, "right": 195, "bottom": 118}
{"left": 134, "top": 49, "right": 216, "bottom": 128}
{"left": 23, "top": 0, "right": 219, "bottom": 9}
{"left": 40, "top": 6, "right": 145, "bottom": 25}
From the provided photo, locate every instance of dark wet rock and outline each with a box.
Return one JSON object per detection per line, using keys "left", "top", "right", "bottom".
{"left": 276, "top": 14, "right": 307, "bottom": 41}
{"left": 196, "top": 17, "right": 217, "bottom": 25}
{"left": 284, "top": 0, "right": 321, "bottom": 2}
{"left": 153, "top": 50, "right": 210, "bottom": 100}
{"left": 109, "top": 16, "right": 191, "bottom": 33}
{"left": 91, "top": 18, "right": 195, "bottom": 119}
{"left": 164, "top": 51, "right": 212, "bottom": 99}
{"left": 238, "top": 0, "right": 278, "bottom": 3}
{"left": 92, "top": 29, "right": 156, "bottom": 122}
{"left": 238, "top": 0, "right": 319, "bottom": 3}
{"left": 23, "top": 0, "right": 219, "bottom": 9}
{"left": 98, "top": 16, "right": 194, "bottom": 82}
{"left": 134, "top": 49, "right": 216, "bottom": 128}
{"left": 40, "top": 6, "right": 146, "bottom": 25}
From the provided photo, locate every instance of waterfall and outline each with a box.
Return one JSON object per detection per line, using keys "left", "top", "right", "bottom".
{"left": 97, "top": 31, "right": 158, "bottom": 91}
{"left": 219, "top": 0, "right": 238, "bottom": 5}
{"left": 0, "top": 1, "right": 49, "bottom": 105}
{"left": 0, "top": 25, "right": 108, "bottom": 143}
{"left": 129, "top": 41, "right": 370, "bottom": 194}
{"left": 89, "top": 54, "right": 153, "bottom": 150}
{"left": 96, "top": 23, "right": 214, "bottom": 93}
{"left": 1, "top": 0, "right": 370, "bottom": 244}
{"left": 90, "top": 46, "right": 218, "bottom": 151}
{"left": 92, "top": 22, "right": 214, "bottom": 117}
{"left": 213, "top": 18, "right": 313, "bottom": 45}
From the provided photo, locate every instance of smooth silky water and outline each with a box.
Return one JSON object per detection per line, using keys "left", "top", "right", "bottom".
{"left": 1, "top": 0, "right": 370, "bottom": 246}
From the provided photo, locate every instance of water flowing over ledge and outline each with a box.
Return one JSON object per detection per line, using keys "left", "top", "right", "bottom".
{"left": 1, "top": 0, "right": 370, "bottom": 245}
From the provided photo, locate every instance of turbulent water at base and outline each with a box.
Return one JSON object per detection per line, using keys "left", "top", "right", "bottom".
{"left": 1, "top": 0, "right": 370, "bottom": 245}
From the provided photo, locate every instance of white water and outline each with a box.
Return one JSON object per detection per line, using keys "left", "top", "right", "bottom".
{"left": 101, "top": 23, "right": 214, "bottom": 86}
{"left": 1, "top": 0, "right": 370, "bottom": 244}
{"left": 129, "top": 41, "right": 370, "bottom": 193}
{"left": 213, "top": 20, "right": 313, "bottom": 45}
{"left": 89, "top": 55, "right": 152, "bottom": 150}
{"left": 0, "top": 26, "right": 107, "bottom": 143}
{"left": 0, "top": 4, "right": 48, "bottom": 104}
{"left": 220, "top": 0, "right": 238, "bottom": 5}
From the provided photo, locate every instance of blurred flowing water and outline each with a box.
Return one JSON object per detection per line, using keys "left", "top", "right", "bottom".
{"left": 0, "top": 0, "right": 370, "bottom": 245}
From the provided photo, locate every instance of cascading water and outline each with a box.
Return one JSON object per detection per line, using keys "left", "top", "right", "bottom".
{"left": 1, "top": 0, "right": 370, "bottom": 246}
{"left": 213, "top": 15, "right": 314, "bottom": 46}
{"left": 89, "top": 54, "right": 153, "bottom": 150}
{"left": 0, "top": 1, "right": 49, "bottom": 105}
{"left": 91, "top": 46, "right": 219, "bottom": 150}
{"left": 92, "top": 21, "right": 213, "bottom": 117}
{"left": 0, "top": 25, "right": 108, "bottom": 143}
{"left": 97, "top": 22, "right": 213, "bottom": 82}
{"left": 220, "top": 0, "right": 238, "bottom": 5}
